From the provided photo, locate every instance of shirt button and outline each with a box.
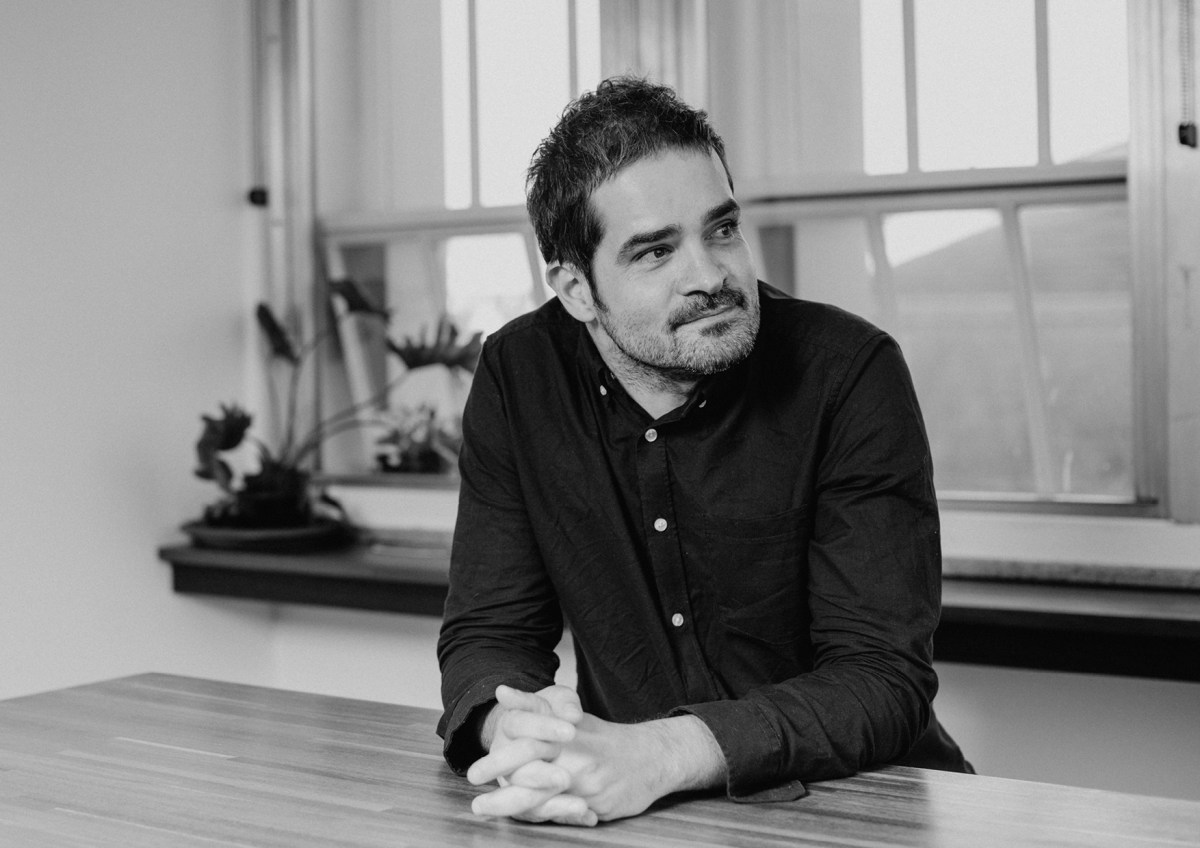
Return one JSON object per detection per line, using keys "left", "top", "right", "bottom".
{"left": 699, "top": 399, "right": 707, "bottom": 408}
{"left": 653, "top": 517, "right": 668, "bottom": 532}
{"left": 671, "top": 613, "right": 684, "bottom": 627}
{"left": 599, "top": 385, "right": 608, "bottom": 396}
{"left": 645, "top": 428, "right": 658, "bottom": 442}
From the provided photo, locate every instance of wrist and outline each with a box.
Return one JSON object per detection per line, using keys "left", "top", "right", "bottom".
{"left": 644, "top": 715, "right": 727, "bottom": 797}
{"left": 478, "top": 702, "right": 504, "bottom": 751}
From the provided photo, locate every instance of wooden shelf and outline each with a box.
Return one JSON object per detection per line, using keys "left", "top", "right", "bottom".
{"left": 160, "top": 532, "right": 452, "bottom": 616}
{"left": 160, "top": 542, "right": 1200, "bottom": 682}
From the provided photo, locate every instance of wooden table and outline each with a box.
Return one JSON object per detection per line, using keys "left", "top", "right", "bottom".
{"left": 2, "top": 675, "right": 1198, "bottom": 847}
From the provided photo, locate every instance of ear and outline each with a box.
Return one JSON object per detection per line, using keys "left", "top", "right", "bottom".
{"left": 547, "top": 263, "right": 598, "bottom": 324}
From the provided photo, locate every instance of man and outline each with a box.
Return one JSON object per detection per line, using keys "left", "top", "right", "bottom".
{"left": 437, "top": 76, "right": 970, "bottom": 827}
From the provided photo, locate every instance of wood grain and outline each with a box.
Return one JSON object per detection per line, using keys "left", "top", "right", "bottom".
{"left": 1, "top": 674, "right": 1197, "bottom": 847}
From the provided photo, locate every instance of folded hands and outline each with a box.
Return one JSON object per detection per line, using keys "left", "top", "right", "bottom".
{"left": 466, "top": 684, "right": 725, "bottom": 827}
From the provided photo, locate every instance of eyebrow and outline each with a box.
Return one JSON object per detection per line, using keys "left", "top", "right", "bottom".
{"left": 615, "top": 199, "right": 742, "bottom": 263}
{"left": 616, "top": 224, "right": 680, "bottom": 263}
{"left": 705, "top": 198, "right": 741, "bottom": 225}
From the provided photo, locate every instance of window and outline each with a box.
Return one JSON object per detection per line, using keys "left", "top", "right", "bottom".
{"left": 297, "top": 0, "right": 1200, "bottom": 546}
{"left": 720, "top": 0, "right": 1142, "bottom": 508}
{"left": 315, "top": 0, "right": 600, "bottom": 351}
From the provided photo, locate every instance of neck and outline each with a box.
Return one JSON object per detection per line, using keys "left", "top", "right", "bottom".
{"left": 588, "top": 325, "right": 697, "bottom": 419}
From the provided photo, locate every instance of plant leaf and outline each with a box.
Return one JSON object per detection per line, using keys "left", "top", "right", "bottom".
{"left": 388, "top": 314, "right": 482, "bottom": 372}
{"left": 330, "top": 278, "right": 388, "bottom": 318}
{"left": 194, "top": 404, "right": 252, "bottom": 492}
{"left": 256, "top": 303, "right": 300, "bottom": 365}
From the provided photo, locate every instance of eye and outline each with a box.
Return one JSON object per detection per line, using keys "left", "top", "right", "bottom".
{"left": 637, "top": 245, "right": 672, "bottom": 262}
{"left": 712, "top": 219, "right": 741, "bottom": 239}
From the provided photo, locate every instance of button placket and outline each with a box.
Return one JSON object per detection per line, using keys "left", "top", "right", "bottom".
{"left": 634, "top": 421, "right": 708, "bottom": 698}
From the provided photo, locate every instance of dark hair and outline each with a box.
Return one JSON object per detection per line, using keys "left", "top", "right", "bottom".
{"left": 525, "top": 76, "right": 732, "bottom": 288}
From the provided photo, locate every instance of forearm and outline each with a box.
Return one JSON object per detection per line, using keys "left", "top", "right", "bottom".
{"left": 643, "top": 714, "right": 727, "bottom": 797}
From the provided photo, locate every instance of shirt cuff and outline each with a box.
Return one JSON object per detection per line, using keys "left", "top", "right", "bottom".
{"left": 671, "top": 699, "right": 807, "bottom": 802}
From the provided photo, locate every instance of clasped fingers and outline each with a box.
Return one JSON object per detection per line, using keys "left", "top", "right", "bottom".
{"left": 511, "top": 793, "right": 598, "bottom": 828}
{"left": 497, "top": 703, "right": 577, "bottom": 747}
{"left": 468, "top": 735, "right": 565, "bottom": 786}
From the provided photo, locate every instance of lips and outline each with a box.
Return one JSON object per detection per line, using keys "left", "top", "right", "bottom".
{"left": 679, "top": 305, "right": 734, "bottom": 325}
{"left": 670, "top": 288, "right": 747, "bottom": 329}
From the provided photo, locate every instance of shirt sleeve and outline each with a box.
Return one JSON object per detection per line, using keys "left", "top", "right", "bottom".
{"left": 436, "top": 340, "right": 564, "bottom": 774}
{"left": 673, "top": 334, "right": 943, "bottom": 798}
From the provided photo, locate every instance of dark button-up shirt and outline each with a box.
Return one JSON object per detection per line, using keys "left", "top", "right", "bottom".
{"left": 437, "top": 282, "right": 965, "bottom": 800}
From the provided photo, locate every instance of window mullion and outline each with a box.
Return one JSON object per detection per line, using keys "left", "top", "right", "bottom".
{"left": 865, "top": 212, "right": 900, "bottom": 333}
{"left": 902, "top": 0, "right": 919, "bottom": 173}
{"left": 1127, "top": 0, "right": 1168, "bottom": 512}
{"left": 467, "top": 0, "right": 481, "bottom": 208}
{"left": 1001, "top": 203, "right": 1056, "bottom": 496}
{"left": 567, "top": 0, "right": 579, "bottom": 96}
{"left": 1035, "top": 0, "right": 1052, "bottom": 165}
{"left": 523, "top": 228, "right": 547, "bottom": 305}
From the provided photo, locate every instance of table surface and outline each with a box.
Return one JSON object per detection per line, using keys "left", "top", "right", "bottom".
{"left": 2, "top": 675, "right": 1198, "bottom": 847}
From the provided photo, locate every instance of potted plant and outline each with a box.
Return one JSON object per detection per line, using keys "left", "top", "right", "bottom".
{"left": 375, "top": 315, "right": 481, "bottom": 475}
{"left": 327, "top": 279, "right": 482, "bottom": 476}
{"left": 184, "top": 302, "right": 375, "bottom": 551}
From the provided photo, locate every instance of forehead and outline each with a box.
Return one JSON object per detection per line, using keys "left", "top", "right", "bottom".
{"left": 589, "top": 149, "right": 734, "bottom": 248}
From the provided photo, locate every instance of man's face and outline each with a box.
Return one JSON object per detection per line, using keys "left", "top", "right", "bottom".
{"left": 585, "top": 149, "right": 760, "bottom": 379}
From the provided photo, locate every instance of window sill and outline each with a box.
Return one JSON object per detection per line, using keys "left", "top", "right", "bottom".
{"left": 159, "top": 538, "right": 1200, "bottom": 682}
{"left": 941, "top": 510, "right": 1200, "bottom": 590}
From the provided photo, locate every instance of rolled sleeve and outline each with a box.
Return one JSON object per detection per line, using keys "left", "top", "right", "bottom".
{"left": 672, "top": 699, "right": 807, "bottom": 801}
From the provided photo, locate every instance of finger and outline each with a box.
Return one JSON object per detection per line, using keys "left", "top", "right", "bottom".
{"left": 471, "top": 783, "right": 565, "bottom": 819}
{"left": 536, "top": 685, "right": 583, "bottom": 722}
{"left": 494, "top": 684, "right": 553, "bottom": 715}
{"left": 512, "top": 794, "right": 598, "bottom": 827}
{"left": 498, "top": 707, "right": 576, "bottom": 745}
{"left": 504, "top": 760, "right": 572, "bottom": 792}
{"left": 467, "top": 737, "right": 563, "bottom": 785}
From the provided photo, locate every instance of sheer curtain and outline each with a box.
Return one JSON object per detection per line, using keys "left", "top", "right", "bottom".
{"left": 599, "top": 0, "right": 708, "bottom": 105}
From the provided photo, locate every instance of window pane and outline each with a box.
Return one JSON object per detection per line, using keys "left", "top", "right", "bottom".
{"left": 860, "top": 0, "right": 908, "bottom": 175}
{"left": 1048, "top": 0, "right": 1129, "bottom": 163}
{"left": 444, "top": 233, "right": 542, "bottom": 336}
{"left": 1022, "top": 202, "right": 1133, "bottom": 497}
{"left": 913, "top": 0, "right": 1038, "bottom": 171}
{"left": 883, "top": 209, "right": 1035, "bottom": 493}
{"left": 792, "top": 218, "right": 880, "bottom": 325}
{"left": 476, "top": 0, "right": 571, "bottom": 206}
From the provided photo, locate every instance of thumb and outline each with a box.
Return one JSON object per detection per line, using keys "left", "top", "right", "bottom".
{"left": 537, "top": 684, "right": 583, "bottom": 722}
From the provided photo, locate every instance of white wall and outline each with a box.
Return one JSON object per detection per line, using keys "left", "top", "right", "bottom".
{"left": 0, "top": 0, "right": 277, "bottom": 699}
{"left": 935, "top": 663, "right": 1200, "bottom": 802}
{"left": 0, "top": 0, "right": 470, "bottom": 715}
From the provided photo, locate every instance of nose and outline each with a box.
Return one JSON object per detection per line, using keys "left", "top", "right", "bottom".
{"left": 680, "top": 243, "right": 726, "bottom": 296}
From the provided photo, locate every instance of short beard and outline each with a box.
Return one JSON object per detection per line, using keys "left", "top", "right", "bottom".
{"left": 595, "top": 284, "right": 759, "bottom": 382}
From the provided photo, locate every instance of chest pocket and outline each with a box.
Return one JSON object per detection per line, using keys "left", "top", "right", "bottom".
{"left": 687, "top": 505, "right": 813, "bottom": 693}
